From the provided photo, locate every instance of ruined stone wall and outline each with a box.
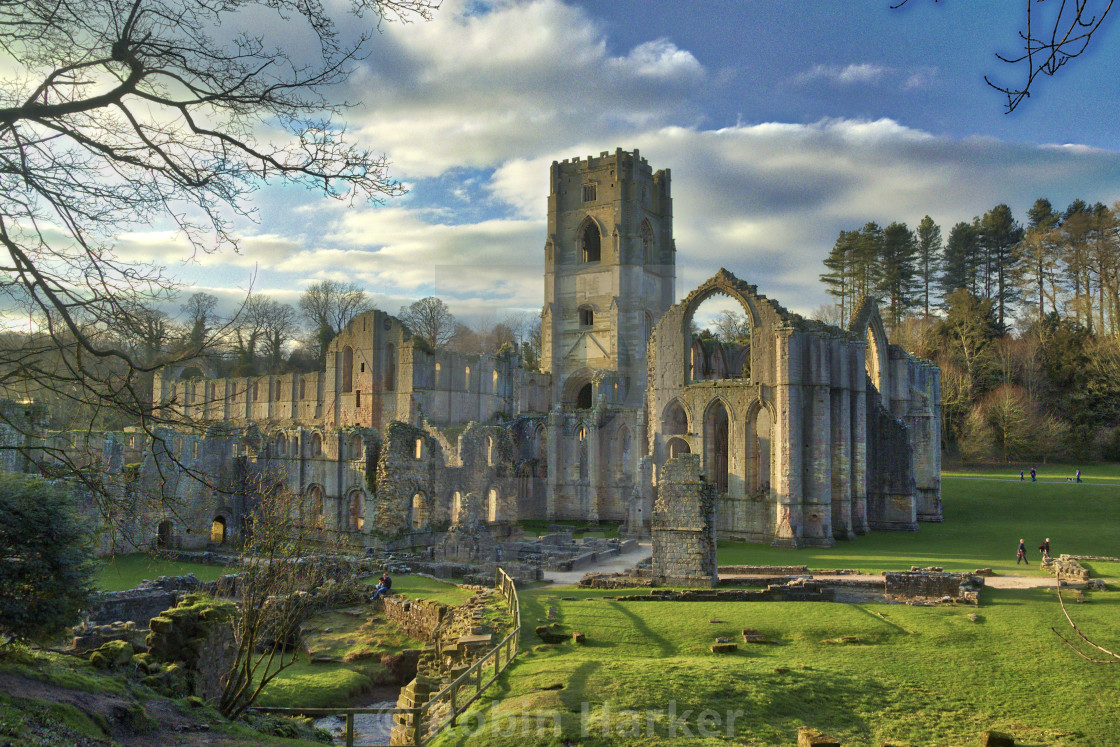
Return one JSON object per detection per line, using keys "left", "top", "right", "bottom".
{"left": 652, "top": 454, "right": 717, "bottom": 586}
{"left": 377, "top": 596, "right": 448, "bottom": 642}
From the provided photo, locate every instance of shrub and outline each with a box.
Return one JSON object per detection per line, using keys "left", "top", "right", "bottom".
{"left": 0, "top": 474, "right": 96, "bottom": 646}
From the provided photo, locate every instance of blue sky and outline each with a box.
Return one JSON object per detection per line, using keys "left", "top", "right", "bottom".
{"left": 123, "top": 0, "right": 1120, "bottom": 324}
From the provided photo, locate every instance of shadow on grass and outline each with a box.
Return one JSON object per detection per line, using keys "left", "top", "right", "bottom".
{"left": 606, "top": 602, "right": 675, "bottom": 658}
{"left": 559, "top": 660, "right": 601, "bottom": 714}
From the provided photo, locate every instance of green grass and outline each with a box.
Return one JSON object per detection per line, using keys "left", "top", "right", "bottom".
{"left": 717, "top": 467, "right": 1120, "bottom": 574}
{"left": 96, "top": 553, "right": 229, "bottom": 591}
{"left": 519, "top": 520, "right": 622, "bottom": 539}
{"left": 430, "top": 467, "right": 1120, "bottom": 746}
{"left": 367, "top": 574, "right": 477, "bottom": 606}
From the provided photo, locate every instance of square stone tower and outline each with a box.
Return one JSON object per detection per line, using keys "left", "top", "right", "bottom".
{"left": 541, "top": 148, "right": 675, "bottom": 406}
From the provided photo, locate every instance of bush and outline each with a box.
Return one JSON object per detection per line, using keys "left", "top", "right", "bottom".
{"left": 0, "top": 474, "right": 96, "bottom": 645}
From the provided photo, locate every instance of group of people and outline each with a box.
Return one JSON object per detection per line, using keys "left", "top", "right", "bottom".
{"left": 1016, "top": 537, "right": 1051, "bottom": 564}
{"left": 1019, "top": 467, "right": 1083, "bottom": 482}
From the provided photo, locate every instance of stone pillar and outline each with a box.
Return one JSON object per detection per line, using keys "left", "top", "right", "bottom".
{"left": 586, "top": 408, "right": 601, "bottom": 522}
{"left": 803, "top": 336, "right": 834, "bottom": 547}
{"left": 849, "top": 340, "right": 870, "bottom": 535}
{"left": 772, "top": 327, "right": 803, "bottom": 547}
{"left": 830, "top": 338, "right": 853, "bottom": 540}
{"left": 545, "top": 409, "right": 561, "bottom": 520}
{"left": 651, "top": 454, "right": 717, "bottom": 586}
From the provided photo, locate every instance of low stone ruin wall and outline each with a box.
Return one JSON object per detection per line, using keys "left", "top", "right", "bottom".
{"left": 613, "top": 581, "right": 837, "bottom": 603}
{"left": 884, "top": 571, "right": 983, "bottom": 603}
{"left": 1041, "top": 554, "right": 1101, "bottom": 586}
{"left": 377, "top": 596, "right": 448, "bottom": 642}
{"left": 718, "top": 565, "right": 810, "bottom": 575}
{"left": 86, "top": 574, "right": 220, "bottom": 626}
{"left": 579, "top": 569, "right": 655, "bottom": 589}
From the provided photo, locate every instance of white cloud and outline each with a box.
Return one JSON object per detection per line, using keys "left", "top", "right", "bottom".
{"left": 795, "top": 63, "right": 891, "bottom": 86}
{"left": 346, "top": 0, "right": 707, "bottom": 176}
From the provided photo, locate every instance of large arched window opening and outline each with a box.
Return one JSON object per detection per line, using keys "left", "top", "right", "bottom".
{"left": 342, "top": 346, "right": 354, "bottom": 392}
{"left": 451, "top": 491, "right": 462, "bottom": 525}
{"left": 349, "top": 491, "right": 364, "bottom": 531}
{"left": 411, "top": 492, "right": 427, "bottom": 530}
{"left": 306, "top": 485, "right": 325, "bottom": 529}
{"left": 663, "top": 400, "right": 689, "bottom": 435}
{"left": 666, "top": 437, "right": 691, "bottom": 459}
{"left": 685, "top": 292, "right": 752, "bottom": 383}
{"left": 576, "top": 383, "right": 593, "bottom": 410}
{"left": 704, "top": 400, "right": 730, "bottom": 494}
{"left": 640, "top": 219, "right": 654, "bottom": 264}
{"left": 747, "top": 409, "right": 772, "bottom": 495}
{"left": 487, "top": 488, "right": 499, "bottom": 523}
{"left": 581, "top": 220, "right": 601, "bottom": 263}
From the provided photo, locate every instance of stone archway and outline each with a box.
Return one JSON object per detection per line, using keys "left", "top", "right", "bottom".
{"left": 703, "top": 399, "right": 730, "bottom": 494}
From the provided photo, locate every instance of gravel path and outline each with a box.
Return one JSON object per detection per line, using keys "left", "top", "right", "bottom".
{"left": 540, "top": 541, "right": 652, "bottom": 585}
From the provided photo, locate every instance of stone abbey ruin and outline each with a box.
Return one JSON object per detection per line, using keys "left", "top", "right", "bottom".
{"left": 105, "top": 147, "right": 941, "bottom": 556}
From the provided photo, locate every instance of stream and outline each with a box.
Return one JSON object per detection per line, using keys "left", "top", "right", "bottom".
{"left": 313, "top": 686, "right": 400, "bottom": 746}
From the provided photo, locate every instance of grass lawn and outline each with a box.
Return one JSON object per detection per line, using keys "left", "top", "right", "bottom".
{"left": 431, "top": 465, "right": 1120, "bottom": 746}
{"left": 95, "top": 553, "right": 230, "bottom": 591}
{"left": 717, "top": 464, "right": 1120, "bottom": 574}
{"left": 366, "top": 574, "right": 477, "bottom": 606}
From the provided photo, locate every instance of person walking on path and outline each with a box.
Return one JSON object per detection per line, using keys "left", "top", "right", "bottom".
{"left": 1030, "top": 467, "right": 1037, "bottom": 482}
{"left": 1017, "top": 538, "right": 1028, "bottom": 565}
{"left": 1076, "top": 469, "right": 1082, "bottom": 483}
{"left": 1040, "top": 537, "right": 1051, "bottom": 558}
{"left": 1020, "top": 469, "right": 1025, "bottom": 481}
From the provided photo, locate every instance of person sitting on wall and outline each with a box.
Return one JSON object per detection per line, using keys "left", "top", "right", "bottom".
{"left": 373, "top": 573, "right": 393, "bottom": 600}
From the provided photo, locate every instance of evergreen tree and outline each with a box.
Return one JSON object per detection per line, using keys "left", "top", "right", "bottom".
{"left": 915, "top": 215, "right": 942, "bottom": 318}
{"left": 820, "top": 230, "right": 859, "bottom": 327}
{"left": 940, "top": 221, "right": 980, "bottom": 301}
{"left": 878, "top": 221, "right": 918, "bottom": 331}
{"left": 1020, "top": 198, "right": 1061, "bottom": 324}
{"left": 979, "top": 204, "right": 1023, "bottom": 330}
{"left": 852, "top": 222, "right": 884, "bottom": 303}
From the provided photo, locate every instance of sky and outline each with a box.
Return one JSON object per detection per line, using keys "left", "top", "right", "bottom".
{"left": 120, "top": 0, "right": 1120, "bottom": 326}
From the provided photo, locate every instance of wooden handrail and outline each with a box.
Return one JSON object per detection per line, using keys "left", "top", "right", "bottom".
{"left": 247, "top": 567, "right": 522, "bottom": 747}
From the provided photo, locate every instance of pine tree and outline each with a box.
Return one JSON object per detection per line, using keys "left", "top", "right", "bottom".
{"left": 940, "top": 221, "right": 981, "bottom": 301}
{"left": 878, "top": 221, "right": 918, "bottom": 331}
{"left": 820, "top": 230, "right": 859, "bottom": 327}
{"left": 852, "top": 222, "right": 884, "bottom": 303}
{"left": 915, "top": 216, "right": 942, "bottom": 317}
{"left": 979, "top": 204, "right": 1023, "bottom": 330}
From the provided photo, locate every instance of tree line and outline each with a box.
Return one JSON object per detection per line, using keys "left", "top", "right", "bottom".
{"left": 819, "top": 198, "right": 1120, "bottom": 463}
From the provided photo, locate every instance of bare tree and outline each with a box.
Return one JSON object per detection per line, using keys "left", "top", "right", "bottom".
{"left": 258, "top": 300, "right": 301, "bottom": 373}
{"left": 399, "top": 296, "right": 457, "bottom": 348}
{"left": 895, "top": 0, "right": 1113, "bottom": 111}
{"left": 299, "top": 280, "right": 375, "bottom": 362}
{"left": 0, "top": 0, "right": 434, "bottom": 494}
{"left": 713, "top": 309, "right": 751, "bottom": 343}
{"left": 180, "top": 292, "right": 220, "bottom": 353}
{"left": 217, "top": 476, "right": 358, "bottom": 719}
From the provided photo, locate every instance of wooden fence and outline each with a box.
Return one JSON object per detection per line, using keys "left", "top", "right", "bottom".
{"left": 250, "top": 567, "right": 522, "bottom": 746}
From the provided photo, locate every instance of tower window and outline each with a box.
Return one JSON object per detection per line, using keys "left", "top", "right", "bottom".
{"left": 581, "top": 222, "right": 601, "bottom": 263}
{"left": 579, "top": 307, "right": 594, "bottom": 327}
{"left": 582, "top": 184, "right": 597, "bottom": 202}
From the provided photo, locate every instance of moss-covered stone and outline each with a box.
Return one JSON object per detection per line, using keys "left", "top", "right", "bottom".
{"left": 89, "top": 640, "right": 134, "bottom": 669}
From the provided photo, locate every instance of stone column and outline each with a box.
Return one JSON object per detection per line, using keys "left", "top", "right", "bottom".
{"left": 850, "top": 340, "right": 870, "bottom": 534}
{"left": 772, "top": 327, "right": 803, "bottom": 547}
{"left": 804, "top": 336, "right": 835, "bottom": 547}
{"left": 545, "top": 408, "right": 561, "bottom": 520}
{"left": 830, "top": 337, "right": 853, "bottom": 540}
{"left": 586, "top": 407, "right": 601, "bottom": 522}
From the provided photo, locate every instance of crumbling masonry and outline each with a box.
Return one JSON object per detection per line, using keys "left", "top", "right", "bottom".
{"left": 133, "top": 148, "right": 939, "bottom": 554}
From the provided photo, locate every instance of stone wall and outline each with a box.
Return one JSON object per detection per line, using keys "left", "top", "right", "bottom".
{"left": 377, "top": 596, "right": 448, "bottom": 642}
{"left": 652, "top": 454, "right": 717, "bottom": 586}
{"left": 86, "top": 575, "right": 213, "bottom": 626}
{"left": 884, "top": 571, "right": 983, "bottom": 603}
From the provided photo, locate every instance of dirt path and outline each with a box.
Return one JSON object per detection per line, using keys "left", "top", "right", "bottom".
{"left": 540, "top": 541, "right": 652, "bottom": 585}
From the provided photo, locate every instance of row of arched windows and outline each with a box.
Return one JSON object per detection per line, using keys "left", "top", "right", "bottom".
{"left": 575, "top": 218, "right": 658, "bottom": 265}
